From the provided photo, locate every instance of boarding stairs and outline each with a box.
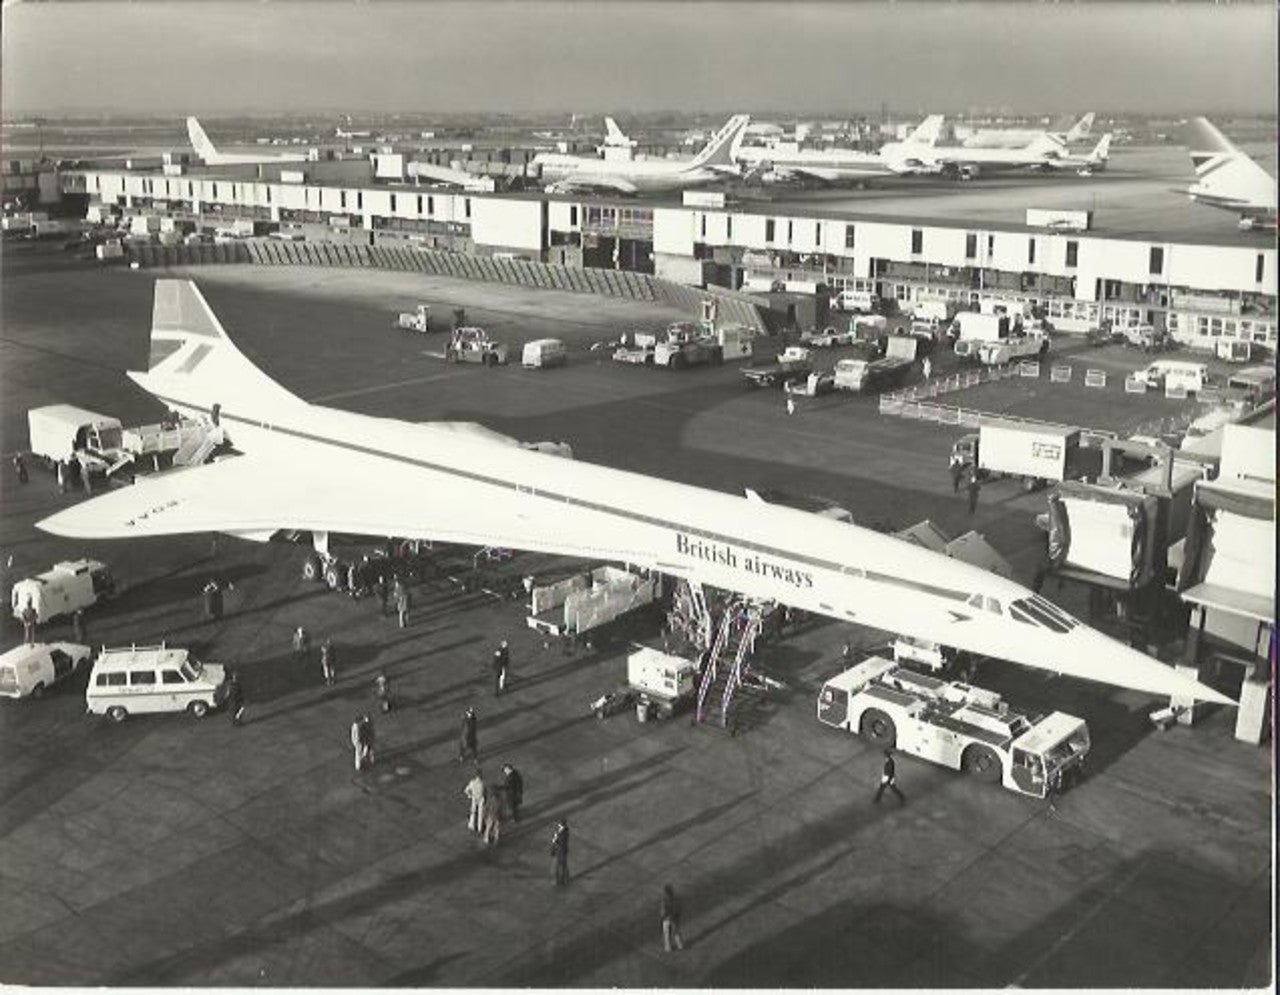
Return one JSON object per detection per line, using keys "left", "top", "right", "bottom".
{"left": 695, "top": 599, "right": 764, "bottom": 731}
{"left": 172, "top": 423, "right": 224, "bottom": 467}
{"left": 666, "top": 579, "right": 712, "bottom": 654}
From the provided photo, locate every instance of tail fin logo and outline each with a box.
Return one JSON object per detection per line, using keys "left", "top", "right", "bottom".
{"left": 186, "top": 117, "right": 217, "bottom": 161}
{"left": 690, "top": 114, "right": 750, "bottom": 169}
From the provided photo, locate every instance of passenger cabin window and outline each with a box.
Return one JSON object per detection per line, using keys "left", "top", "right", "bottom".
{"left": 162, "top": 670, "right": 186, "bottom": 685}
{"left": 130, "top": 670, "right": 156, "bottom": 685}
{"left": 105, "top": 672, "right": 126, "bottom": 686}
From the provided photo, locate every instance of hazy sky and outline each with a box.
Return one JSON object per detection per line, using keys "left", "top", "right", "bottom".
{"left": 2, "top": 2, "right": 1276, "bottom": 118}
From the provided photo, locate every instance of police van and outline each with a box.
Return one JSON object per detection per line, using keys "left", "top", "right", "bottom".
{"left": 86, "top": 643, "right": 228, "bottom": 722}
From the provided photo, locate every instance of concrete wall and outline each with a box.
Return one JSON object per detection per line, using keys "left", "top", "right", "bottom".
{"left": 470, "top": 198, "right": 543, "bottom": 252}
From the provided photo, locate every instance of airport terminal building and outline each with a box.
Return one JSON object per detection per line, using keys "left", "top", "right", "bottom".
{"left": 62, "top": 163, "right": 1279, "bottom": 352}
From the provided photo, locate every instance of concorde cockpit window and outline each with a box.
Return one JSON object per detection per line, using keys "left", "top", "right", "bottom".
{"left": 1009, "top": 596, "right": 1075, "bottom": 634}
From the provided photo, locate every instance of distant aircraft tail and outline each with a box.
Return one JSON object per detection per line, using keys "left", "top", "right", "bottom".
{"left": 131, "top": 280, "right": 304, "bottom": 422}
{"left": 186, "top": 116, "right": 220, "bottom": 163}
{"left": 905, "top": 115, "right": 944, "bottom": 147}
{"left": 1064, "top": 112, "right": 1095, "bottom": 143}
{"left": 1187, "top": 116, "right": 1240, "bottom": 175}
{"left": 689, "top": 114, "right": 751, "bottom": 169}
{"left": 604, "top": 117, "right": 629, "bottom": 143}
{"left": 1089, "top": 133, "right": 1112, "bottom": 163}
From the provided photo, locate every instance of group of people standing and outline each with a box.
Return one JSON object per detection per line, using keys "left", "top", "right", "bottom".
{"left": 463, "top": 762, "right": 524, "bottom": 847}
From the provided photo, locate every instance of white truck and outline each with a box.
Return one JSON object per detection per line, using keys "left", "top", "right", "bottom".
{"left": 653, "top": 323, "right": 723, "bottom": 369}
{"left": 395, "top": 303, "right": 433, "bottom": 333}
{"left": 10, "top": 559, "right": 116, "bottom": 623}
{"left": 976, "top": 420, "right": 1088, "bottom": 490}
{"left": 832, "top": 356, "right": 913, "bottom": 394}
{"left": 978, "top": 328, "right": 1050, "bottom": 366}
{"left": 742, "top": 346, "right": 813, "bottom": 387}
{"left": 909, "top": 299, "right": 957, "bottom": 325}
{"left": 120, "top": 417, "right": 211, "bottom": 470}
{"left": 627, "top": 646, "right": 698, "bottom": 720}
{"left": 952, "top": 312, "right": 1011, "bottom": 360}
{"left": 526, "top": 565, "right": 658, "bottom": 638}
{"left": 0, "top": 642, "right": 94, "bottom": 699}
{"left": 817, "top": 655, "right": 1091, "bottom": 799}
{"left": 27, "top": 405, "right": 131, "bottom": 478}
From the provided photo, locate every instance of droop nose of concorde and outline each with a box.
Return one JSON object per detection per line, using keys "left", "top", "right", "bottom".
{"left": 1047, "top": 621, "right": 1236, "bottom": 707}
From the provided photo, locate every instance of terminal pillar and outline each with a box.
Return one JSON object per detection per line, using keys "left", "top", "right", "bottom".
{"left": 1171, "top": 605, "right": 1210, "bottom": 725}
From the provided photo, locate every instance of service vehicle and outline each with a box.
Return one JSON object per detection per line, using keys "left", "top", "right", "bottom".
{"left": 910, "top": 299, "right": 957, "bottom": 324}
{"left": 653, "top": 323, "right": 723, "bottom": 368}
{"left": 978, "top": 328, "right": 1050, "bottom": 365}
{"left": 10, "top": 559, "right": 116, "bottom": 623}
{"left": 817, "top": 655, "right": 1091, "bottom": 799}
{"left": 853, "top": 314, "right": 888, "bottom": 338}
{"left": 1225, "top": 364, "right": 1276, "bottom": 402}
{"left": 627, "top": 645, "right": 698, "bottom": 720}
{"left": 86, "top": 643, "right": 228, "bottom": 722}
{"left": 952, "top": 313, "right": 1011, "bottom": 359}
{"left": 526, "top": 565, "right": 658, "bottom": 638}
{"left": 909, "top": 317, "right": 944, "bottom": 346}
{"left": 119, "top": 416, "right": 212, "bottom": 470}
{"left": 395, "top": 303, "right": 433, "bottom": 333}
{"left": 835, "top": 289, "right": 879, "bottom": 314}
{"left": 1132, "top": 359, "right": 1208, "bottom": 392}
{"left": 784, "top": 371, "right": 837, "bottom": 397}
{"left": 26, "top": 405, "right": 131, "bottom": 478}
{"left": 975, "top": 420, "right": 1090, "bottom": 490}
{"left": 446, "top": 327, "right": 508, "bottom": 365}
{"left": 0, "top": 642, "right": 93, "bottom": 699}
{"left": 832, "top": 356, "right": 913, "bottom": 393}
{"left": 1118, "top": 323, "right": 1164, "bottom": 351}
{"left": 522, "top": 338, "right": 568, "bottom": 369}
{"left": 799, "top": 326, "right": 856, "bottom": 349}
{"left": 612, "top": 331, "right": 657, "bottom": 365}
{"left": 742, "top": 346, "right": 813, "bottom": 387}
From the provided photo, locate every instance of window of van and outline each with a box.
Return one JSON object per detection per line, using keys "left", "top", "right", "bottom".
{"left": 103, "top": 672, "right": 126, "bottom": 687}
{"left": 162, "top": 670, "right": 186, "bottom": 685}
{"left": 130, "top": 671, "right": 155, "bottom": 685}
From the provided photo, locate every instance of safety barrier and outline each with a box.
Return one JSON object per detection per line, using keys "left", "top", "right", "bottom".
{"left": 1018, "top": 361, "right": 1041, "bottom": 378}
{"left": 1124, "top": 375, "right": 1148, "bottom": 394}
{"left": 1050, "top": 365, "right": 1073, "bottom": 383}
{"left": 1165, "top": 383, "right": 1189, "bottom": 400}
{"left": 1084, "top": 369, "right": 1108, "bottom": 388}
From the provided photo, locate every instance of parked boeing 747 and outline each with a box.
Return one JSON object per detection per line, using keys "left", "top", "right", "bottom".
{"left": 38, "top": 281, "right": 1231, "bottom": 707}
{"left": 186, "top": 117, "right": 309, "bottom": 166}
{"left": 1184, "top": 117, "right": 1277, "bottom": 230}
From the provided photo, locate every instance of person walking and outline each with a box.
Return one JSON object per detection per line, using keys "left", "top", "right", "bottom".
{"left": 320, "top": 638, "right": 336, "bottom": 686}
{"left": 922, "top": 355, "right": 933, "bottom": 381}
{"left": 20, "top": 598, "right": 37, "bottom": 646}
{"left": 203, "top": 579, "right": 223, "bottom": 621}
{"left": 661, "top": 884, "right": 686, "bottom": 952}
{"left": 785, "top": 395, "right": 796, "bottom": 416}
{"left": 874, "top": 748, "right": 905, "bottom": 805}
{"left": 373, "top": 670, "right": 391, "bottom": 713}
{"left": 492, "top": 640, "right": 510, "bottom": 696}
{"left": 481, "top": 783, "right": 502, "bottom": 847}
{"left": 948, "top": 452, "right": 965, "bottom": 493}
{"left": 350, "top": 716, "right": 365, "bottom": 772}
{"left": 550, "top": 818, "right": 570, "bottom": 886}
{"left": 464, "top": 767, "right": 486, "bottom": 833}
{"left": 395, "top": 582, "right": 411, "bottom": 628}
{"left": 55, "top": 460, "right": 67, "bottom": 495}
{"left": 71, "top": 608, "right": 86, "bottom": 646}
{"left": 501, "top": 763, "right": 524, "bottom": 822}
{"left": 226, "top": 671, "right": 245, "bottom": 726}
{"left": 12, "top": 453, "right": 28, "bottom": 485}
{"left": 374, "top": 573, "right": 389, "bottom": 617}
{"left": 966, "top": 474, "right": 981, "bottom": 516}
{"left": 458, "top": 706, "right": 478, "bottom": 762}
{"left": 292, "top": 625, "right": 311, "bottom": 666}
{"left": 360, "top": 713, "right": 377, "bottom": 768}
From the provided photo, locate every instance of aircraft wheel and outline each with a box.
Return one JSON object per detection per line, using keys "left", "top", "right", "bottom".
{"left": 302, "top": 555, "right": 323, "bottom": 582}
{"left": 108, "top": 705, "right": 128, "bottom": 723}
{"left": 861, "top": 708, "right": 896, "bottom": 746}
{"left": 962, "top": 744, "right": 1002, "bottom": 782}
{"left": 324, "top": 563, "right": 345, "bottom": 590}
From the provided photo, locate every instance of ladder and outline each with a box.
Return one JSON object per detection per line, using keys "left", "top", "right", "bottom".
{"left": 667, "top": 578, "right": 712, "bottom": 654}
{"left": 695, "top": 599, "right": 764, "bottom": 729}
{"left": 172, "top": 432, "right": 219, "bottom": 467}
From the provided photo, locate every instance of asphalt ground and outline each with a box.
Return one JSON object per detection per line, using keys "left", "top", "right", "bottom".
{"left": 0, "top": 248, "right": 1272, "bottom": 988}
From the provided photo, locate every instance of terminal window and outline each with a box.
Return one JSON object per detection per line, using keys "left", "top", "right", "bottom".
{"left": 911, "top": 229, "right": 923, "bottom": 254}
{"left": 1028, "top": 239, "right": 1037, "bottom": 265}
{"left": 727, "top": 216, "right": 733, "bottom": 239}
{"left": 845, "top": 224, "right": 855, "bottom": 249}
{"left": 570, "top": 206, "right": 578, "bottom": 226}
{"left": 390, "top": 194, "right": 397, "bottom": 212}
{"left": 787, "top": 221, "right": 793, "bottom": 243}
{"left": 1256, "top": 253, "right": 1265, "bottom": 283}
{"left": 1065, "top": 241, "right": 1078, "bottom": 268}
{"left": 965, "top": 233, "right": 977, "bottom": 260}
{"left": 1148, "top": 247, "right": 1163, "bottom": 275}
{"left": 765, "top": 219, "right": 776, "bottom": 242}
{"left": 814, "top": 222, "right": 822, "bottom": 245}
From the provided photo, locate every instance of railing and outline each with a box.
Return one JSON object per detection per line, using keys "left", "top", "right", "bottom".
{"left": 717, "top": 604, "right": 763, "bottom": 729}
{"left": 695, "top": 609, "right": 734, "bottom": 724}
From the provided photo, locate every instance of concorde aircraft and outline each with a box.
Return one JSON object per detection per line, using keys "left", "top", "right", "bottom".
{"left": 37, "top": 281, "right": 1231, "bottom": 706}
{"left": 532, "top": 114, "right": 749, "bottom": 194}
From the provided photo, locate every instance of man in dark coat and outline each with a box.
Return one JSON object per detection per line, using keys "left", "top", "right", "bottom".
{"left": 458, "top": 706, "right": 478, "bottom": 762}
{"left": 501, "top": 763, "right": 524, "bottom": 822}
{"left": 550, "top": 818, "right": 570, "bottom": 886}
{"left": 874, "top": 748, "right": 905, "bottom": 805}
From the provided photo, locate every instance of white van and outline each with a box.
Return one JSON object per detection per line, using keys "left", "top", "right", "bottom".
{"left": 86, "top": 644, "right": 228, "bottom": 721}
{"left": 836, "top": 289, "right": 878, "bottom": 314}
{"left": 521, "top": 338, "right": 567, "bottom": 369}
{"left": 1134, "top": 359, "right": 1208, "bottom": 393}
{"left": 0, "top": 642, "right": 93, "bottom": 699}
{"left": 10, "top": 559, "right": 115, "bottom": 623}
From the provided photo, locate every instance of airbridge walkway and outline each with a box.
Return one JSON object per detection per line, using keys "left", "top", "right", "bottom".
{"left": 124, "top": 239, "right": 769, "bottom": 333}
